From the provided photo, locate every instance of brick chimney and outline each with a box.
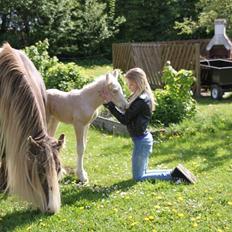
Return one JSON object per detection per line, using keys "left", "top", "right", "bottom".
{"left": 206, "top": 19, "right": 232, "bottom": 58}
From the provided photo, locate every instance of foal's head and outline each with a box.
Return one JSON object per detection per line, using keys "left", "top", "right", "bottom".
{"left": 105, "top": 70, "right": 128, "bottom": 110}
{"left": 27, "top": 134, "right": 65, "bottom": 213}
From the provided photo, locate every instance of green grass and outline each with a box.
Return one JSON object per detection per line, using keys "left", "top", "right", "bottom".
{"left": 1, "top": 97, "right": 232, "bottom": 232}
{"left": 77, "top": 59, "right": 113, "bottom": 80}
{"left": 1, "top": 59, "right": 232, "bottom": 232}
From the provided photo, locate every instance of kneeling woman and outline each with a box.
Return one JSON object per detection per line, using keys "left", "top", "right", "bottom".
{"left": 101, "top": 68, "right": 196, "bottom": 183}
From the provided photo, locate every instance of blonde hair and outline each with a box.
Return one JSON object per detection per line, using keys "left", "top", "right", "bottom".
{"left": 125, "top": 67, "right": 156, "bottom": 111}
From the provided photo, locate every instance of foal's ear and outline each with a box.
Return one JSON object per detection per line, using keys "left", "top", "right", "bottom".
{"left": 106, "top": 73, "right": 111, "bottom": 84}
{"left": 112, "top": 69, "right": 119, "bottom": 79}
{"left": 57, "top": 134, "right": 65, "bottom": 151}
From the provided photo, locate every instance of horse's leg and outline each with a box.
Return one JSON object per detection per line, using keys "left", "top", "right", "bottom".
{"left": 47, "top": 116, "right": 60, "bottom": 137}
{"left": 74, "top": 123, "right": 89, "bottom": 183}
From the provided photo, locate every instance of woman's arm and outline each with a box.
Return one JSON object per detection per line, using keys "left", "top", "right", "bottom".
{"left": 104, "top": 99, "right": 144, "bottom": 125}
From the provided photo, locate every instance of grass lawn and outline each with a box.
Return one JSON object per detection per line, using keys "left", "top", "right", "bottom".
{"left": 76, "top": 59, "right": 113, "bottom": 80}
{"left": 0, "top": 59, "right": 232, "bottom": 231}
{"left": 0, "top": 96, "right": 232, "bottom": 232}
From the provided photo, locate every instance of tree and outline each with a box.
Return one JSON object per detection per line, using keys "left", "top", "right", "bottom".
{"left": 114, "top": 0, "right": 200, "bottom": 43}
{"left": 0, "top": 0, "right": 125, "bottom": 57}
{"left": 0, "top": 0, "right": 73, "bottom": 48}
{"left": 174, "top": 0, "right": 232, "bottom": 38}
{"left": 56, "top": 0, "right": 125, "bottom": 57}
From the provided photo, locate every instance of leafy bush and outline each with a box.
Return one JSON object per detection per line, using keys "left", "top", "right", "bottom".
{"left": 151, "top": 62, "right": 196, "bottom": 126}
{"left": 23, "top": 39, "right": 59, "bottom": 79}
{"left": 46, "top": 62, "right": 90, "bottom": 91}
{"left": 24, "top": 40, "right": 89, "bottom": 91}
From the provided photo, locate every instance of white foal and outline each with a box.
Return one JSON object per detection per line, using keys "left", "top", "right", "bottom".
{"left": 46, "top": 70, "right": 128, "bottom": 183}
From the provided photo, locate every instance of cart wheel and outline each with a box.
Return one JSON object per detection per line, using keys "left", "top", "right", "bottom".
{"left": 211, "top": 85, "right": 223, "bottom": 100}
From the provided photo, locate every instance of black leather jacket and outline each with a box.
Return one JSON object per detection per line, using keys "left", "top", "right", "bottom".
{"left": 104, "top": 92, "right": 152, "bottom": 137}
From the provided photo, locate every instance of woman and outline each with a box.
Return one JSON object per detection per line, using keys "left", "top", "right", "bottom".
{"left": 101, "top": 68, "right": 196, "bottom": 183}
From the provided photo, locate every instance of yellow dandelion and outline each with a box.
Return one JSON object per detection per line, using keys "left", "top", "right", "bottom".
{"left": 79, "top": 206, "right": 84, "bottom": 210}
{"left": 148, "top": 215, "right": 154, "bottom": 220}
{"left": 208, "top": 197, "right": 213, "bottom": 200}
{"left": 152, "top": 229, "right": 157, "bottom": 232}
{"left": 228, "top": 201, "right": 232, "bottom": 206}
{"left": 217, "top": 229, "right": 223, "bottom": 232}
{"left": 177, "top": 213, "right": 184, "bottom": 218}
{"left": 177, "top": 196, "right": 184, "bottom": 201}
{"left": 172, "top": 209, "right": 177, "bottom": 213}
{"left": 144, "top": 217, "right": 150, "bottom": 221}
{"left": 128, "top": 215, "right": 133, "bottom": 220}
{"left": 130, "top": 222, "right": 138, "bottom": 226}
{"left": 113, "top": 208, "right": 118, "bottom": 212}
{"left": 192, "top": 223, "right": 198, "bottom": 228}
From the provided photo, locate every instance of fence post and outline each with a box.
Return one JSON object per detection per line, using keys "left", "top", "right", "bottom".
{"left": 195, "top": 43, "right": 201, "bottom": 97}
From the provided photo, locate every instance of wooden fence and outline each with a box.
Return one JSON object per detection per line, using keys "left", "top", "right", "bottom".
{"left": 112, "top": 39, "right": 210, "bottom": 95}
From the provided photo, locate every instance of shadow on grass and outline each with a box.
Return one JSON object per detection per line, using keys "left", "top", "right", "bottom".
{"left": 62, "top": 179, "right": 136, "bottom": 207}
{"left": 0, "top": 179, "right": 136, "bottom": 231}
{"left": 152, "top": 131, "right": 231, "bottom": 173}
{"left": 0, "top": 209, "right": 48, "bottom": 232}
{"left": 72, "top": 58, "right": 111, "bottom": 68}
{"left": 196, "top": 93, "right": 232, "bottom": 105}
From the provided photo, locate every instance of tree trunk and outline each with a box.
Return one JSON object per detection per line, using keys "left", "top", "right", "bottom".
{"left": 0, "top": 157, "right": 7, "bottom": 192}
{"left": 0, "top": 14, "right": 8, "bottom": 33}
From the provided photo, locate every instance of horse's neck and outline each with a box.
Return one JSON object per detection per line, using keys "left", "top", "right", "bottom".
{"left": 82, "top": 78, "right": 105, "bottom": 109}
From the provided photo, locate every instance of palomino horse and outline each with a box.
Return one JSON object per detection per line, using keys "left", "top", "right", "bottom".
{"left": 47, "top": 70, "right": 128, "bottom": 183}
{"left": 0, "top": 43, "right": 65, "bottom": 213}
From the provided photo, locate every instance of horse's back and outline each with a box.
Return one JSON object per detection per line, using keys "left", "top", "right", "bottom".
{"left": 47, "top": 89, "right": 79, "bottom": 124}
{"left": 0, "top": 44, "right": 47, "bottom": 124}
{"left": 17, "top": 49, "right": 47, "bottom": 105}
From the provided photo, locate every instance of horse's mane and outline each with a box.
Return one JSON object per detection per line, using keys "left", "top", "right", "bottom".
{"left": 81, "top": 74, "right": 107, "bottom": 92}
{"left": 0, "top": 43, "right": 49, "bottom": 209}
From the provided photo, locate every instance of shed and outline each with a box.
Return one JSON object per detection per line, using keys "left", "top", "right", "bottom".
{"left": 112, "top": 39, "right": 210, "bottom": 95}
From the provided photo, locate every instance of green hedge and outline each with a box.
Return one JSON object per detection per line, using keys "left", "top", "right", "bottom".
{"left": 24, "top": 40, "right": 90, "bottom": 91}
{"left": 46, "top": 62, "right": 89, "bottom": 91}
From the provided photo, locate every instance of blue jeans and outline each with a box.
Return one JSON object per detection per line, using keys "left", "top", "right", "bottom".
{"left": 132, "top": 132, "right": 173, "bottom": 181}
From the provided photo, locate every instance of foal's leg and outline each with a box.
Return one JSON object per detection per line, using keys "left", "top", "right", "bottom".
{"left": 74, "top": 123, "right": 89, "bottom": 183}
{"left": 83, "top": 124, "right": 90, "bottom": 147}
{"left": 47, "top": 116, "right": 60, "bottom": 137}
